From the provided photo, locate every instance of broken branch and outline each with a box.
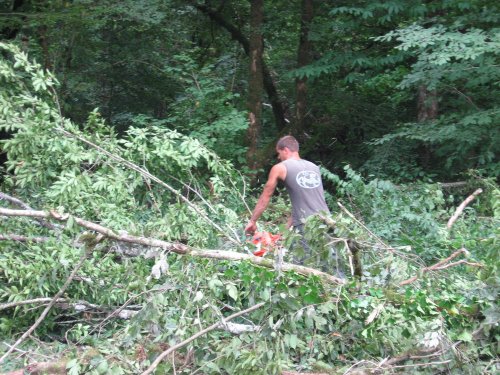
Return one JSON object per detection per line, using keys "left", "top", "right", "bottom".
{"left": 0, "top": 233, "right": 48, "bottom": 242}
{"left": 447, "top": 188, "right": 483, "bottom": 229}
{"left": 0, "top": 192, "right": 60, "bottom": 231}
{"left": 0, "top": 297, "right": 141, "bottom": 320}
{"left": 400, "top": 248, "right": 482, "bottom": 286}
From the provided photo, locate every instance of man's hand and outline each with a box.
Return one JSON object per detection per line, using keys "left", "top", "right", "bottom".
{"left": 244, "top": 220, "right": 257, "bottom": 234}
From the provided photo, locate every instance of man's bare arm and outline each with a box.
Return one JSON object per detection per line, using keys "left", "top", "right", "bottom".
{"left": 245, "top": 164, "right": 286, "bottom": 233}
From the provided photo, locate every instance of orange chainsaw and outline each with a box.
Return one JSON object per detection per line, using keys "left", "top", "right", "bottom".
{"left": 250, "top": 231, "right": 281, "bottom": 257}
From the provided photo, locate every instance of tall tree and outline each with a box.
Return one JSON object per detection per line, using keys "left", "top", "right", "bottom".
{"left": 294, "top": 0, "right": 314, "bottom": 138}
{"left": 246, "top": 0, "right": 264, "bottom": 169}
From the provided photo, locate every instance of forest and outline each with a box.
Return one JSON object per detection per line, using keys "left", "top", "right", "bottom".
{"left": 0, "top": 0, "right": 498, "bottom": 374}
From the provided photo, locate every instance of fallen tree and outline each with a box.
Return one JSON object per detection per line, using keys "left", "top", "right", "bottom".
{"left": 0, "top": 205, "right": 345, "bottom": 285}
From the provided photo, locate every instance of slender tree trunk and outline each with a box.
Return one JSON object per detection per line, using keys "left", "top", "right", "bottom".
{"left": 38, "top": 25, "right": 52, "bottom": 71}
{"left": 294, "top": 0, "right": 314, "bottom": 139}
{"left": 246, "top": 0, "right": 264, "bottom": 170}
{"left": 417, "top": 85, "right": 438, "bottom": 167}
{"left": 417, "top": 85, "right": 438, "bottom": 122}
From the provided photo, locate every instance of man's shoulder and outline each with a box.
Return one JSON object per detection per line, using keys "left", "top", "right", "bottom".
{"left": 284, "top": 159, "right": 318, "bottom": 168}
{"left": 270, "top": 162, "right": 287, "bottom": 180}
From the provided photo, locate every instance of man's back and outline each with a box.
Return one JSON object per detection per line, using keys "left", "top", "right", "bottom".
{"left": 281, "top": 159, "right": 329, "bottom": 227}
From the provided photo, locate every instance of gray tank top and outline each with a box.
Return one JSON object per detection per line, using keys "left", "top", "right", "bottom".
{"left": 282, "top": 159, "right": 330, "bottom": 226}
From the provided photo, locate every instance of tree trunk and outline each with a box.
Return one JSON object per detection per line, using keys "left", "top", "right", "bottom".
{"left": 246, "top": 0, "right": 264, "bottom": 170}
{"left": 417, "top": 85, "right": 438, "bottom": 167}
{"left": 193, "top": 2, "right": 288, "bottom": 131}
{"left": 294, "top": 0, "right": 314, "bottom": 139}
{"left": 38, "top": 25, "right": 52, "bottom": 71}
{"left": 417, "top": 85, "right": 438, "bottom": 122}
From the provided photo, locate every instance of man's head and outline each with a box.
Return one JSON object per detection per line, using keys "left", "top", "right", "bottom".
{"left": 276, "top": 135, "right": 299, "bottom": 161}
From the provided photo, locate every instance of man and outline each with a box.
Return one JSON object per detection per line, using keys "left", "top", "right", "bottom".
{"left": 245, "top": 135, "right": 331, "bottom": 266}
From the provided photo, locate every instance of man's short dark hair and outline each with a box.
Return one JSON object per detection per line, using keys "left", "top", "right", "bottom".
{"left": 277, "top": 135, "right": 299, "bottom": 152}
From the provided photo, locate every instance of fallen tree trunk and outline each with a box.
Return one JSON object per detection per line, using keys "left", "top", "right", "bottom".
{"left": 0, "top": 207, "right": 345, "bottom": 285}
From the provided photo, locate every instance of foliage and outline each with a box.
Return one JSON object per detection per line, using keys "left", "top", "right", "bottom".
{"left": 0, "top": 42, "right": 244, "bottom": 246}
{"left": 154, "top": 53, "right": 249, "bottom": 163}
{"left": 2, "top": 0, "right": 498, "bottom": 180}
{"left": 369, "top": 22, "right": 500, "bottom": 179}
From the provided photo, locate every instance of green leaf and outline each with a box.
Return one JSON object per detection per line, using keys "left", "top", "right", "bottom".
{"left": 457, "top": 331, "right": 473, "bottom": 342}
{"left": 289, "top": 334, "right": 298, "bottom": 349}
{"left": 226, "top": 284, "right": 238, "bottom": 301}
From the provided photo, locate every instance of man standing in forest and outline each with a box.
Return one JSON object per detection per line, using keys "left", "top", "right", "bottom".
{"left": 245, "top": 135, "right": 332, "bottom": 267}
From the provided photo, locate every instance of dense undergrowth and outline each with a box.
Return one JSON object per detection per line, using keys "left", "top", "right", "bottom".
{"left": 0, "top": 43, "right": 498, "bottom": 374}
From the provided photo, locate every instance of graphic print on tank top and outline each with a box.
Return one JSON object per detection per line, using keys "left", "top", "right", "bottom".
{"left": 296, "top": 170, "right": 321, "bottom": 189}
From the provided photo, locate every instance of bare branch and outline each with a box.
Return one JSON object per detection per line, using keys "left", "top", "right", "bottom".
{"left": 437, "top": 181, "right": 468, "bottom": 189}
{"left": 0, "top": 206, "right": 191, "bottom": 254}
{"left": 447, "top": 188, "right": 483, "bottom": 229}
{"left": 383, "top": 359, "right": 452, "bottom": 370}
{"left": 141, "top": 302, "right": 266, "bottom": 375}
{"left": 433, "top": 259, "right": 483, "bottom": 270}
{"left": 191, "top": 249, "right": 345, "bottom": 283}
{"left": 0, "top": 298, "right": 140, "bottom": 319}
{"left": 0, "top": 191, "right": 33, "bottom": 209}
{"left": 0, "top": 298, "right": 67, "bottom": 311}
{"left": 400, "top": 248, "right": 483, "bottom": 286}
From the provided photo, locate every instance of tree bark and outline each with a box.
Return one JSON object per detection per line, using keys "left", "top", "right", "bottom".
{"left": 294, "top": 0, "right": 314, "bottom": 138}
{"left": 447, "top": 188, "right": 483, "bottom": 229}
{"left": 38, "top": 25, "right": 52, "bottom": 71}
{"left": 246, "top": 0, "right": 264, "bottom": 169}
